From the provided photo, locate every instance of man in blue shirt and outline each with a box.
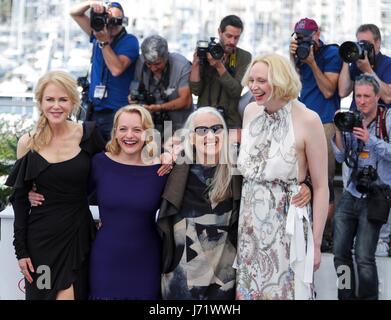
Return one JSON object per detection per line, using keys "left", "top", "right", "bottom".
{"left": 332, "top": 74, "right": 391, "bottom": 300}
{"left": 338, "top": 24, "right": 391, "bottom": 258}
{"left": 339, "top": 24, "right": 391, "bottom": 111}
{"left": 290, "top": 18, "right": 343, "bottom": 251}
{"left": 70, "top": 1, "right": 139, "bottom": 140}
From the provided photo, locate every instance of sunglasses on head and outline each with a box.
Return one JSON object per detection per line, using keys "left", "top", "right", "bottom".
{"left": 194, "top": 124, "right": 224, "bottom": 136}
{"left": 355, "top": 74, "right": 380, "bottom": 90}
{"left": 108, "top": 2, "right": 124, "bottom": 12}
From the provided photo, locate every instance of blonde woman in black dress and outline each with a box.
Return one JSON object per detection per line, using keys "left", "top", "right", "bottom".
{"left": 6, "top": 71, "right": 105, "bottom": 300}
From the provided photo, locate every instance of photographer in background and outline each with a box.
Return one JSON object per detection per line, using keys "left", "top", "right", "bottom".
{"left": 190, "top": 15, "right": 252, "bottom": 131}
{"left": 290, "top": 18, "right": 342, "bottom": 252}
{"left": 129, "top": 35, "right": 193, "bottom": 135}
{"left": 338, "top": 24, "right": 391, "bottom": 257}
{"left": 70, "top": 1, "right": 139, "bottom": 141}
{"left": 332, "top": 74, "right": 391, "bottom": 300}
{"left": 339, "top": 24, "right": 391, "bottom": 110}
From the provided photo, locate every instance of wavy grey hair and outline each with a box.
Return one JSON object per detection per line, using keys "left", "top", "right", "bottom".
{"left": 182, "top": 107, "right": 233, "bottom": 203}
{"left": 141, "top": 35, "right": 169, "bottom": 63}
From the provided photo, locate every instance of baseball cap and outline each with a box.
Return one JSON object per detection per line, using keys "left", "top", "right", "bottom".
{"left": 108, "top": 2, "right": 124, "bottom": 14}
{"left": 294, "top": 18, "right": 318, "bottom": 34}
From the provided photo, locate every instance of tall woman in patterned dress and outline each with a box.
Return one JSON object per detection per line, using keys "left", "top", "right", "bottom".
{"left": 235, "top": 54, "right": 329, "bottom": 300}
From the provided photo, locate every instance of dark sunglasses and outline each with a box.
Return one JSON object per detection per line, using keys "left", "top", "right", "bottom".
{"left": 194, "top": 124, "right": 224, "bottom": 136}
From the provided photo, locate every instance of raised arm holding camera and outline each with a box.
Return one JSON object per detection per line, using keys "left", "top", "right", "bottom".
{"left": 290, "top": 18, "right": 342, "bottom": 252}
{"left": 70, "top": 1, "right": 139, "bottom": 141}
{"left": 332, "top": 74, "right": 391, "bottom": 300}
{"left": 189, "top": 15, "right": 252, "bottom": 130}
{"left": 338, "top": 24, "right": 391, "bottom": 110}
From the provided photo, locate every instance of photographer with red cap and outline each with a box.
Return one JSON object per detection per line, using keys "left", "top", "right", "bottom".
{"left": 290, "top": 18, "right": 343, "bottom": 253}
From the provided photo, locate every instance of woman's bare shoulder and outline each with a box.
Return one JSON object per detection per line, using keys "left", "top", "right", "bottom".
{"left": 292, "top": 100, "right": 321, "bottom": 124}
{"left": 243, "top": 101, "right": 262, "bottom": 127}
{"left": 17, "top": 133, "right": 32, "bottom": 159}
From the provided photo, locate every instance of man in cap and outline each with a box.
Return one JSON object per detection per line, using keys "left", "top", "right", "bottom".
{"left": 290, "top": 18, "right": 343, "bottom": 252}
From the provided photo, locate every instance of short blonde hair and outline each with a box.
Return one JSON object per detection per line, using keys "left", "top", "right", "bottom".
{"left": 29, "top": 70, "right": 80, "bottom": 151}
{"left": 242, "top": 53, "right": 301, "bottom": 102}
{"left": 106, "top": 105, "right": 155, "bottom": 155}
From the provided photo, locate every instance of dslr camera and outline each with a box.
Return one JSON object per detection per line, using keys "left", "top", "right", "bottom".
{"left": 130, "top": 88, "right": 169, "bottom": 128}
{"left": 334, "top": 111, "right": 363, "bottom": 132}
{"left": 130, "top": 88, "right": 156, "bottom": 106}
{"left": 90, "top": 7, "right": 128, "bottom": 32}
{"left": 294, "top": 33, "right": 316, "bottom": 61}
{"left": 355, "top": 165, "right": 378, "bottom": 194}
{"left": 196, "top": 37, "right": 224, "bottom": 65}
{"left": 339, "top": 40, "right": 376, "bottom": 66}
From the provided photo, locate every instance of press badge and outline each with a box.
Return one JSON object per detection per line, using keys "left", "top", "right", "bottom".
{"left": 94, "top": 85, "right": 107, "bottom": 99}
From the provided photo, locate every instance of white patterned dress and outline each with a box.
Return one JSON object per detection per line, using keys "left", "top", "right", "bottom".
{"left": 235, "top": 102, "right": 314, "bottom": 300}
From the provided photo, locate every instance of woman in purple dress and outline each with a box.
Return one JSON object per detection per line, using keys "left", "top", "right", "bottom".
{"left": 88, "top": 105, "right": 168, "bottom": 299}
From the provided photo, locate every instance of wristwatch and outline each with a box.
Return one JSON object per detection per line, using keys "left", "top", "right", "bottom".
{"left": 98, "top": 41, "right": 109, "bottom": 49}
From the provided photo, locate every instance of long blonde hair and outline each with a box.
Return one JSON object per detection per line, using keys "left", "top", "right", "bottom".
{"left": 182, "top": 107, "right": 233, "bottom": 203}
{"left": 28, "top": 71, "right": 80, "bottom": 151}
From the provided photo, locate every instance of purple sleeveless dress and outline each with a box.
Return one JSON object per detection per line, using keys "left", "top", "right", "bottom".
{"left": 89, "top": 152, "right": 167, "bottom": 299}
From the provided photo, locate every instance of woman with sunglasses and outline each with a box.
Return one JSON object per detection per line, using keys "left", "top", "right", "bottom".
{"left": 157, "top": 107, "right": 241, "bottom": 300}
{"left": 235, "top": 54, "right": 329, "bottom": 300}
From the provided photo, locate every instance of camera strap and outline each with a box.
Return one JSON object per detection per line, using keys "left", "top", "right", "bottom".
{"left": 377, "top": 106, "right": 389, "bottom": 143}
{"left": 140, "top": 60, "right": 171, "bottom": 102}
{"left": 95, "top": 27, "right": 127, "bottom": 96}
{"left": 346, "top": 107, "right": 389, "bottom": 190}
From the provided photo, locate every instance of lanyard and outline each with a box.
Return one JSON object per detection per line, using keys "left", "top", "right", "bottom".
{"left": 94, "top": 28, "right": 127, "bottom": 86}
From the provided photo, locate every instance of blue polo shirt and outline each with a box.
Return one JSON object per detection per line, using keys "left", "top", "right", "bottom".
{"left": 349, "top": 52, "right": 391, "bottom": 110}
{"left": 89, "top": 31, "right": 139, "bottom": 112}
{"left": 298, "top": 41, "right": 342, "bottom": 124}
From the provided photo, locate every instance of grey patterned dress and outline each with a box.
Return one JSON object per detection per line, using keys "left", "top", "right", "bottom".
{"left": 235, "top": 102, "right": 314, "bottom": 300}
{"left": 161, "top": 165, "right": 238, "bottom": 300}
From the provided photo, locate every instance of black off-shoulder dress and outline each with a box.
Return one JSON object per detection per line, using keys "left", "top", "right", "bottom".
{"left": 5, "top": 122, "right": 105, "bottom": 300}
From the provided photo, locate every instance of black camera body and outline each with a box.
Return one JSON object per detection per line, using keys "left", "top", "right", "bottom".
{"left": 355, "top": 165, "right": 378, "bottom": 194}
{"left": 295, "top": 33, "right": 316, "bottom": 60}
{"left": 77, "top": 76, "right": 90, "bottom": 95}
{"left": 339, "top": 40, "right": 376, "bottom": 66}
{"left": 90, "top": 8, "right": 125, "bottom": 32}
{"left": 76, "top": 76, "right": 92, "bottom": 121}
{"left": 197, "top": 37, "right": 224, "bottom": 65}
{"left": 334, "top": 111, "right": 363, "bottom": 132}
{"left": 130, "top": 89, "right": 156, "bottom": 105}
{"left": 130, "top": 89, "right": 169, "bottom": 128}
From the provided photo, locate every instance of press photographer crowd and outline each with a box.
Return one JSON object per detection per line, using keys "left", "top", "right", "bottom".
{"left": 3, "top": 0, "right": 391, "bottom": 301}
